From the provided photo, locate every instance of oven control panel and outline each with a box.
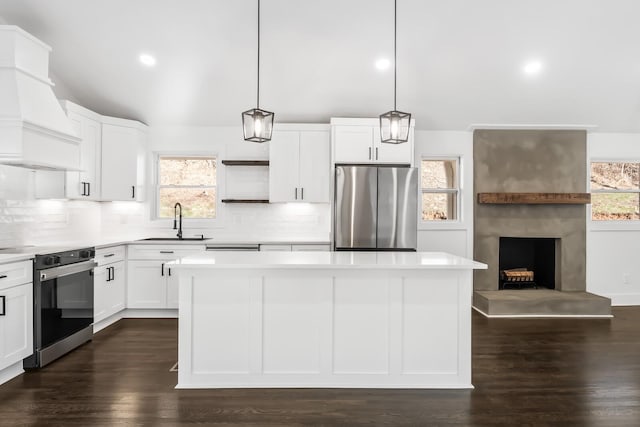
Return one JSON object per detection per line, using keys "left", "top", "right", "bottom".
{"left": 35, "top": 248, "right": 95, "bottom": 269}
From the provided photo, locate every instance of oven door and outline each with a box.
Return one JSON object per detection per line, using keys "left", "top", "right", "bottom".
{"left": 36, "top": 260, "right": 96, "bottom": 350}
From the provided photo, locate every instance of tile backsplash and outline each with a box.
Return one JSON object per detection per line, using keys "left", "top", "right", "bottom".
{"left": 0, "top": 162, "right": 331, "bottom": 248}
{"left": 0, "top": 165, "right": 102, "bottom": 248}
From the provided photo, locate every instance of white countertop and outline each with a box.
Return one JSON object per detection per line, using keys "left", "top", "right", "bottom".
{"left": 0, "top": 236, "right": 331, "bottom": 265}
{"left": 168, "top": 251, "right": 487, "bottom": 270}
{"left": 0, "top": 253, "right": 34, "bottom": 263}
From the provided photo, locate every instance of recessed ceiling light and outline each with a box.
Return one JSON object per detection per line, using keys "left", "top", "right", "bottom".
{"left": 139, "top": 53, "right": 156, "bottom": 67}
{"left": 375, "top": 58, "right": 391, "bottom": 71}
{"left": 523, "top": 60, "right": 542, "bottom": 75}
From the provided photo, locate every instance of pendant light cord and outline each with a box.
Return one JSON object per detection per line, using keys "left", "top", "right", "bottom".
{"left": 393, "top": 0, "right": 397, "bottom": 111}
{"left": 257, "top": 0, "right": 261, "bottom": 109}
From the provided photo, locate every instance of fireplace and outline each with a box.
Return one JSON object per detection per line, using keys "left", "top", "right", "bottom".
{"left": 471, "top": 129, "right": 611, "bottom": 316}
{"left": 498, "top": 237, "right": 559, "bottom": 290}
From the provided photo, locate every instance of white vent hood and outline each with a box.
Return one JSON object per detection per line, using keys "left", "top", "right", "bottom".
{"left": 0, "top": 25, "right": 80, "bottom": 170}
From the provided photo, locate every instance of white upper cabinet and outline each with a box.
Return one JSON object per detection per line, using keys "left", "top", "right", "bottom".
{"left": 101, "top": 117, "right": 147, "bottom": 202}
{"left": 35, "top": 101, "right": 147, "bottom": 202}
{"left": 269, "top": 125, "right": 330, "bottom": 203}
{"left": 62, "top": 101, "right": 102, "bottom": 200}
{"left": 331, "top": 118, "right": 414, "bottom": 165}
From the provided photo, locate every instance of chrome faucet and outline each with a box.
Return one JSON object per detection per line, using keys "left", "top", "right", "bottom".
{"left": 173, "top": 202, "right": 183, "bottom": 239}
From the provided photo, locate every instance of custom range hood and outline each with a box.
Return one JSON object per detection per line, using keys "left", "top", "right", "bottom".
{"left": 0, "top": 25, "right": 80, "bottom": 170}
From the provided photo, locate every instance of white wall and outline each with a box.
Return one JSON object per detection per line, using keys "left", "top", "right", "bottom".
{"left": 0, "top": 165, "right": 101, "bottom": 248}
{"left": 414, "top": 131, "right": 473, "bottom": 258}
{"left": 587, "top": 133, "right": 640, "bottom": 305}
{"left": 100, "top": 125, "right": 331, "bottom": 241}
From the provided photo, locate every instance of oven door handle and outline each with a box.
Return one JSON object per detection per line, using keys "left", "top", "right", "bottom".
{"left": 39, "top": 260, "right": 98, "bottom": 282}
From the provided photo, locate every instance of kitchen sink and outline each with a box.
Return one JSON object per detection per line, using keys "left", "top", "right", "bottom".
{"left": 138, "top": 237, "right": 209, "bottom": 241}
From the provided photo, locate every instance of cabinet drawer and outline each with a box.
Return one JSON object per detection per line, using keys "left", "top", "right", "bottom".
{"left": 291, "top": 244, "right": 331, "bottom": 251}
{"left": 95, "top": 245, "right": 126, "bottom": 266}
{"left": 127, "top": 245, "right": 205, "bottom": 260}
{"left": 0, "top": 261, "right": 33, "bottom": 291}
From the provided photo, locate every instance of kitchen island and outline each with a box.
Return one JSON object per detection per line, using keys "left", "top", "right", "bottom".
{"left": 169, "top": 251, "right": 486, "bottom": 389}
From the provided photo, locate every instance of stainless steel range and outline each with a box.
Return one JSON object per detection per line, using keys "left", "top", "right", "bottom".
{"left": 24, "top": 247, "right": 96, "bottom": 368}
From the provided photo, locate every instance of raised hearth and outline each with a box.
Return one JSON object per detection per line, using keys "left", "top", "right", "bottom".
{"left": 474, "top": 290, "right": 612, "bottom": 317}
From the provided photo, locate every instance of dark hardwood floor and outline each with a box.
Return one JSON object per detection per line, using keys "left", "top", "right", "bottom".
{"left": 1, "top": 308, "right": 639, "bottom": 426}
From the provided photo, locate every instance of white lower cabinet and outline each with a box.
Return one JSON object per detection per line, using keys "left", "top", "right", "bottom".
{"left": 127, "top": 260, "right": 168, "bottom": 308}
{"left": 94, "top": 246, "right": 126, "bottom": 324}
{"left": 127, "top": 245, "right": 204, "bottom": 309}
{"left": 0, "top": 261, "right": 33, "bottom": 373}
{"left": 94, "top": 261, "right": 125, "bottom": 323}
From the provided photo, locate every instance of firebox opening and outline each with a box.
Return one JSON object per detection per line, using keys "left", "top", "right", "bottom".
{"left": 498, "top": 237, "right": 557, "bottom": 290}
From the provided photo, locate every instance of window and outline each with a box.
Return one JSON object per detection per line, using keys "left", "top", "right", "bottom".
{"left": 590, "top": 161, "right": 639, "bottom": 221}
{"left": 421, "top": 159, "right": 459, "bottom": 221}
{"left": 157, "top": 156, "right": 217, "bottom": 219}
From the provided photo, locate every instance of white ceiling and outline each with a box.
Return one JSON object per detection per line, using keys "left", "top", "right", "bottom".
{"left": 1, "top": 0, "right": 640, "bottom": 131}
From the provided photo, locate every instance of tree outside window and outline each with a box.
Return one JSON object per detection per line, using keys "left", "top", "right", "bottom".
{"left": 157, "top": 156, "right": 216, "bottom": 219}
{"left": 590, "top": 162, "right": 640, "bottom": 220}
{"left": 421, "top": 159, "right": 459, "bottom": 221}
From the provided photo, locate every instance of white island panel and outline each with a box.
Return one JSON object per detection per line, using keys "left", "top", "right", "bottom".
{"left": 262, "top": 276, "right": 328, "bottom": 374}
{"left": 191, "top": 277, "right": 252, "bottom": 374}
{"left": 333, "top": 277, "right": 389, "bottom": 374}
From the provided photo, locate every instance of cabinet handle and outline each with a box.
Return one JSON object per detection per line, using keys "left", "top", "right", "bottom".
{"left": 0, "top": 275, "right": 7, "bottom": 280}
{"left": 161, "top": 263, "right": 164, "bottom": 276}
{"left": 81, "top": 182, "right": 87, "bottom": 196}
{"left": 104, "top": 253, "right": 115, "bottom": 258}
{"left": 368, "top": 147, "right": 372, "bottom": 160}
{"left": 295, "top": 188, "right": 298, "bottom": 200}
{"left": 132, "top": 186, "right": 136, "bottom": 199}
{"left": 160, "top": 251, "right": 174, "bottom": 254}
{"left": 168, "top": 267, "right": 172, "bottom": 277}
{"left": 111, "top": 266, "right": 115, "bottom": 281}
{"left": 301, "top": 188, "right": 304, "bottom": 200}
{"left": 87, "top": 182, "right": 91, "bottom": 197}
{"left": 376, "top": 147, "right": 378, "bottom": 160}
{"left": 0, "top": 296, "right": 4, "bottom": 316}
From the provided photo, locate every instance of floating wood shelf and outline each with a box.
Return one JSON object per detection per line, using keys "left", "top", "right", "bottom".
{"left": 221, "top": 199, "right": 269, "bottom": 204}
{"left": 221, "top": 160, "right": 269, "bottom": 166}
{"left": 477, "top": 192, "right": 591, "bottom": 205}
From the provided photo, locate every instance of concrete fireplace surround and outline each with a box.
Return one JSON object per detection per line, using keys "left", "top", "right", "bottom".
{"left": 472, "top": 129, "right": 611, "bottom": 317}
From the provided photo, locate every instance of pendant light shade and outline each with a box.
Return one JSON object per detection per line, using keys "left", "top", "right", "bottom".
{"left": 380, "top": 110, "right": 411, "bottom": 144}
{"left": 242, "top": 108, "right": 274, "bottom": 143}
{"left": 242, "top": 0, "right": 274, "bottom": 143}
{"left": 380, "top": 0, "right": 411, "bottom": 144}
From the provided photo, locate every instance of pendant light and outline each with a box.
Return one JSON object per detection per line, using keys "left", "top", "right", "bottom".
{"left": 242, "top": 0, "right": 274, "bottom": 143}
{"left": 379, "top": 0, "right": 411, "bottom": 144}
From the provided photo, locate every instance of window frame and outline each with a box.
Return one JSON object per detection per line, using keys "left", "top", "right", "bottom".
{"left": 153, "top": 152, "right": 220, "bottom": 224}
{"left": 589, "top": 159, "right": 640, "bottom": 228}
{"left": 420, "top": 157, "right": 461, "bottom": 224}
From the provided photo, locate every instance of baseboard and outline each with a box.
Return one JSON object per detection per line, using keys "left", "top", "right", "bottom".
{"left": 93, "top": 309, "right": 178, "bottom": 334}
{"left": 93, "top": 312, "right": 124, "bottom": 333}
{"left": 472, "top": 306, "right": 614, "bottom": 319}
{"left": 122, "top": 309, "right": 178, "bottom": 318}
{"left": 607, "top": 293, "right": 640, "bottom": 306}
{"left": 0, "top": 361, "right": 24, "bottom": 386}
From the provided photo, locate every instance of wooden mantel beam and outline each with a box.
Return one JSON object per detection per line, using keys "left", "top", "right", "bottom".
{"left": 477, "top": 193, "right": 591, "bottom": 205}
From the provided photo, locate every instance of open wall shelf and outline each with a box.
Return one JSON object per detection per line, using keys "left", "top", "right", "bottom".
{"left": 221, "top": 199, "right": 269, "bottom": 204}
{"left": 221, "top": 160, "right": 269, "bottom": 166}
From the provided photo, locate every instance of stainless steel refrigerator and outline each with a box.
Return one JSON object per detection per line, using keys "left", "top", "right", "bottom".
{"left": 334, "top": 165, "right": 418, "bottom": 251}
